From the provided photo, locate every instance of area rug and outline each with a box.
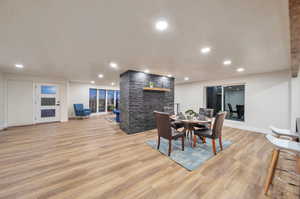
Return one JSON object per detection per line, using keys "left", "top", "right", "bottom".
{"left": 146, "top": 137, "right": 232, "bottom": 171}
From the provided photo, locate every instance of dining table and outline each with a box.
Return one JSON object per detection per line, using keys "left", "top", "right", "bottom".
{"left": 170, "top": 115, "right": 213, "bottom": 146}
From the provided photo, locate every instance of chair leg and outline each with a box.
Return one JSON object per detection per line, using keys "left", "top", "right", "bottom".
{"left": 264, "top": 149, "right": 280, "bottom": 195}
{"left": 212, "top": 139, "right": 217, "bottom": 155}
{"left": 193, "top": 135, "right": 197, "bottom": 147}
{"left": 168, "top": 140, "right": 172, "bottom": 156}
{"left": 219, "top": 136, "right": 223, "bottom": 151}
{"left": 157, "top": 136, "right": 160, "bottom": 150}
{"left": 181, "top": 136, "right": 184, "bottom": 151}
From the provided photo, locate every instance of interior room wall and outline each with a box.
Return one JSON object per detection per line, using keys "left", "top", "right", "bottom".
{"left": 175, "top": 70, "right": 291, "bottom": 133}
{"left": 290, "top": 70, "right": 300, "bottom": 131}
{"left": 3, "top": 73, "right": 69, "bottom": 127}
{"left": 0, "top": 72, "right": 4, "bottom": 130}
{"left": 69, "top": 82, "right": 118, "bottom": 117}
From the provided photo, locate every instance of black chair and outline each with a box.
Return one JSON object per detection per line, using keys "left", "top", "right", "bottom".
{"left": 236, "top": 105, "right": 244, "bottom": 120}
{"left": 193, "top": 112, "right": 227, "bottom": 155}
{"left": 154, "top": 111, "right": 185, "bottom": 156}
{"left": 228, "top": 103, "right": 237, "bottom": 118}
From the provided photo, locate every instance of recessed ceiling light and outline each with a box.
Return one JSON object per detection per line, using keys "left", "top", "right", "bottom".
{"left": 155, "top": 20, "right": 168, "bottom": 31}
{"left": 223, "top": 60, "right": 232, "bottom": 66}
{"left": 201, "top": 47, "right": 211, "bottom": 54}
{"left": 98, "top": 74, "right": 104, "bottom": 78}
{"left": 236, "top": 68, "right": 245, "bottom": 72}
{"left": 184, "top": 77, "right": 189, "bottom": 81}
{"left": 15, "top": 64, "right": 24, "bottom": 68}
{"left": 111, "top": 82, "right": 115, "bottom": 86}
{"left": 144, "top": 69, "right": 150, "bottom": 73}
{"left": 167, "top": 74, "right": 172, "bottom": 77}
{"left": 90, "top": 81, "right": 95, "bottom": 84}
{"left": 109, "top": 62, "right": 118, "bottom": 68}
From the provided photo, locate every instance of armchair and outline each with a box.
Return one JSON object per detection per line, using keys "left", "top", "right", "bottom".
{"left": 73, "top": 104, "right": 91, "bottom": 118}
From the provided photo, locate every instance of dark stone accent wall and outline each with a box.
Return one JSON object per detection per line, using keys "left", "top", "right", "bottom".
{"left": 120, "top": 70, "right": 174, "bottom": 134}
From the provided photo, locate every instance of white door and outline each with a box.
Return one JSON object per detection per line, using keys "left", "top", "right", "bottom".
{"left": 7, "top": 80, "right": 34, "bottom": 126}
{"left": 35, "top": 84, "right": 60, "bottom": 123}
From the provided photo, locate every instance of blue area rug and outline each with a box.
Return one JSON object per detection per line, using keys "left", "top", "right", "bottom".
{"left": 146, "top": 137, "right": 232, "bottom": 171}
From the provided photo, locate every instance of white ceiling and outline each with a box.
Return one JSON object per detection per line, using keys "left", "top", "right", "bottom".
{"left": 0, "top": 0, "right": 290, "bottom": 85}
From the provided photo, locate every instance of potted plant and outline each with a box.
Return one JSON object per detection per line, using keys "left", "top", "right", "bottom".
{"left": 185, "top": 109, "right": 198, "bottom": 120}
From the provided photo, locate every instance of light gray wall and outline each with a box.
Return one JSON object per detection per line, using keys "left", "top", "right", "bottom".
{"left": 175, "top": 70, "right": 291, "bottom": 133}
{"left": 290, "top": 70, "right": 300, "bottom": 131}
{"left": 0, "top": 72, "right": 4, "bottom": 129}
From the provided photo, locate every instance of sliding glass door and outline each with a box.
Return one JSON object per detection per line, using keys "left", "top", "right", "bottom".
{"left": 206, "top": 84, "right": 245, "bottom": 121}
{"left": 206, "top": 86, "right": 222, "bottom": 116}
{"left": 223, "top": 85, "right": 245, "bottom": 121}
{"left": 89, "top": 88, "right": 97, "bottom": 113}
{"left": 98, "top": 89, "right": 106, "bottom": 112}
{"left": 106, "top": 90, "right": 115, "bottom": 112}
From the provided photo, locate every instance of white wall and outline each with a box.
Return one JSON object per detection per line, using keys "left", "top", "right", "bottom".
{"left": 290, "top": 70, "right": 300, "bottom": 131}
{"left": 0, "top": 72, "right": 4, "bottom": 130}
{"left": 175, "top": 70, "right": 291, "bottom": 133}
{"left": 69, "top": 82, "right": 118, "bottom": 117}
{"left": 3, "top": 73, "right": 69, "bottom": 127}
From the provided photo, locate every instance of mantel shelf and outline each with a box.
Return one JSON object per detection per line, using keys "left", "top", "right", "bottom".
{"left": 143, "top": 87, "right": 171, "bottom": 92}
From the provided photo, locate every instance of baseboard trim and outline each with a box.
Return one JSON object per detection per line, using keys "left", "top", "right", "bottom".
{"left": 224, "top": 122, "right": 270, "bottom": 134}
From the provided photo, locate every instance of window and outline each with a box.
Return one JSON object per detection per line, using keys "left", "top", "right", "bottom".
{"left": 107, "top": 90, "right": 115, "bottom": 112}
{"left": 41, "top": 85, "right": 56, "bottom": 94}
{"left": 89, "top": 89, "right": 120, "bottom": 113}
{"left": 206, "top": 84, "right": 245, "bottom": 121}
{"left": 98, "top": 89, "right": 106, "bottom": 112}
{"left": 89, "top": 88, "right": 97, "bottom": 113}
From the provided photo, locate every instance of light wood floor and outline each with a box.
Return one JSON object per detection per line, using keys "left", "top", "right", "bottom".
{"left": 0, "top": 115, "right": 299, "bottom": 199}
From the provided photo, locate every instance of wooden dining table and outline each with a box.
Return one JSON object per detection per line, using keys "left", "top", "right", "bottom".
{"left": 170, "top": 115, "right": 213, "bottom": 146}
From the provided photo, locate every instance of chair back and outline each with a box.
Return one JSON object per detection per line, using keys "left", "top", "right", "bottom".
{"left": 74, "top": 104, "right": 84, "bottom": 114}
{"left": 199, "top": 108, "right": 214, "bottom": 119}
{"left": 154, "top": 111, "right": 172, "bottom": 139}
{"left": 212, "top": 112, "right": 227, "bottom": 138}
{"left": 228, "top": 103, "right": 233, "bottom": 113}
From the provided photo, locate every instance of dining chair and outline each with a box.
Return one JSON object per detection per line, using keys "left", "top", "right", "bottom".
{"left": 170, "top": 112, "right": 185, "bottom": 131}
{"left": 193, "top": 112, "right": 227, "bottom": 155}
{"left": 194, "top": 108, "right": 214, "bottom": 129}
{"left": 154, "top": 111, "right": 185, "bottom": 156}
{"left": 263, "top": 133, "right": 300, "bottom": 195}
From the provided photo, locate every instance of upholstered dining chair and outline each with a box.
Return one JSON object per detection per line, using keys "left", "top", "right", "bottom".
{"left": 194, "top": 108, "right": 214, "bottom": 129}
{"left": 154, "top": 111, "right": 185, "bottom": 156}
{"left": 263, "top": 133, "right": 300, "bottom": 195}
{"left": 193, "top": 112, "right": 227, "bottom": 155}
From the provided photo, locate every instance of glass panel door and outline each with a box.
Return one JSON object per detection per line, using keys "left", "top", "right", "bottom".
{"left": 89, "top": 88, "right": 97, "bottom": 113}
{"left": 224, "top": 85, "right": 245, "bottom": 121}
{"left": 36, "top": 84, "right": 60, "bottom": 123}
{"left": 206, "top": 86, "right": 222, "bottom": 116}
{"left": 106, "top": 90, "right": 115, "bottom": 112}
{"left": 98, "top": 89, "right": 106, "bottom": 112}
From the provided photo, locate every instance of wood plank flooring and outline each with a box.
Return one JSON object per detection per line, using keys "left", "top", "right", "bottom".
{"left": 0, "top": 115, "right": 299, "bottom": 199}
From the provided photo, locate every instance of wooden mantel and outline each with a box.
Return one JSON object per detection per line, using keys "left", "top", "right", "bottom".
{"left": 143, "top": 87, "right": 171, "bottom": 92}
